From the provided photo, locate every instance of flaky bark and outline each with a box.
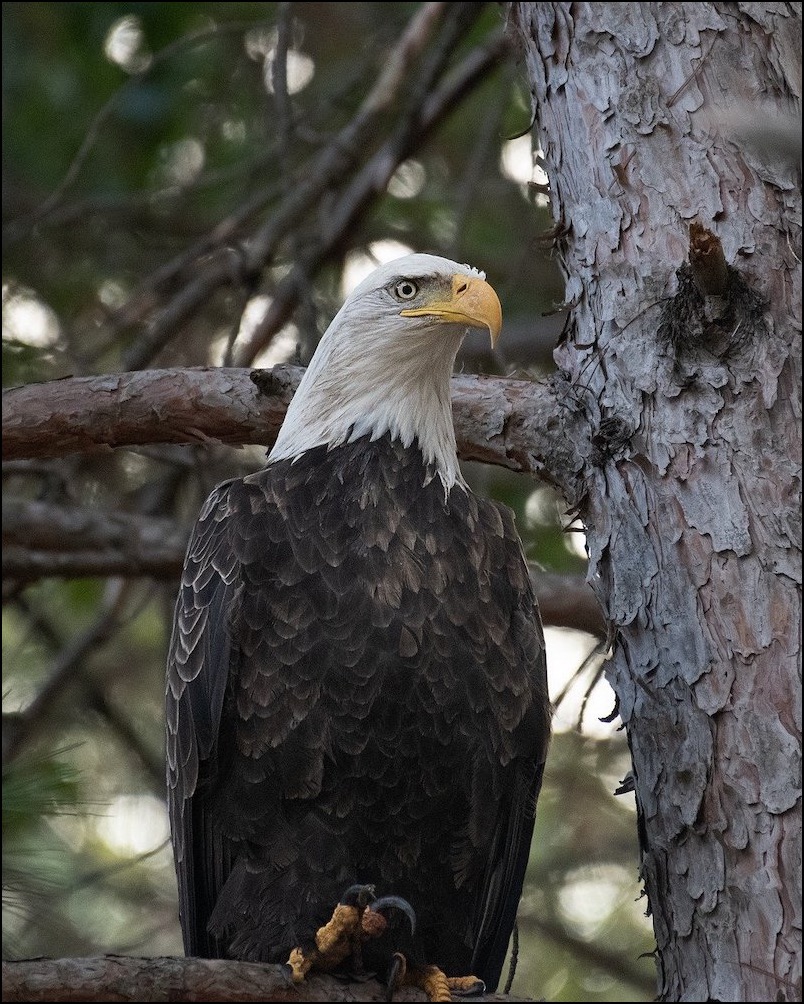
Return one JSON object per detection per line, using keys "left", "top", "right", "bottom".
{"left": 510, "top": 3, "right": 801, "bottom": 1001}
{"left": 1, "top": 368, "right": 293, "bottom": 461}
{"left": 1, "top": 366, "right": 569, "bottom": 474}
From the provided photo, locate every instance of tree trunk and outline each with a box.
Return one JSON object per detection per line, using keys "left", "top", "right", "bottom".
{"left": 510, "top": 3, "right": 801, "bottom": 1002}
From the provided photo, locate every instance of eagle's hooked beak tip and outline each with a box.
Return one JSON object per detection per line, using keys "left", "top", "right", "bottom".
{"left": 400, "top": 274, "right": 502, "bottom": 348}
{"left": 453, "top": 274, "right": 502, "bottom": 348}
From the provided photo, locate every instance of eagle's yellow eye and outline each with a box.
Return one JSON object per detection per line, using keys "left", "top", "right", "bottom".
{"left": 393, "top": 279, "right": 419, "bottom": 301}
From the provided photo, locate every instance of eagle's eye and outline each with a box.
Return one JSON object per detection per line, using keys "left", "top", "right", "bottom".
{"left": 393, "top": 279, "right": 419, "bottom": 301}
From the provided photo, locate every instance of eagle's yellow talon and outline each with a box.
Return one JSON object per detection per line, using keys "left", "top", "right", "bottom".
{"left": 314, "top": 902, "right": 362, "bottom": 959}
{"left": 407, "top": 963, "right": 453, "bottom": 1002}
{"left": 390, "top": 962, "right": 483, "bottom": 1002}
{"left": 286, "top": 946, "right": 311, "bottom": 983}
{"left": 447, "top": 974, "right": 485, "bottom": 995}
{"left": 286, "top": 898, "right": 368, "bottom": 978}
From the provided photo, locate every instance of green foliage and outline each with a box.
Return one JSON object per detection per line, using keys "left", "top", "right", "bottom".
{"left": 3, "top": 751, "right": 81, "bottom": 843}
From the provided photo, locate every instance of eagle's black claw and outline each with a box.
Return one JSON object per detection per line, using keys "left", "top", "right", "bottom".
{"left": 339, "top": 883, "right": 377, "bottom": 908}
{"left": 452, "top": 976, "right": 486, "bottom": 997}
{"left": 384, "top": 951, "right": 406, "bottom": 1002}
{"left": 371, "top": 894, "right": 417, "bottom": 936}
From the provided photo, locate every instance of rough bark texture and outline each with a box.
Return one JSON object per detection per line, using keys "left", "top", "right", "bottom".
{"left": 0, "top": 956, "right": 534, "bottom": 1003}
{"left": 1, "top": 367, "right": 294, "bottom": 461}
{"left": 1, "top": 366, "right": 568, "bottom": 474}
{"left": 510, "top": 3, "right": 801, "bottom": 1001}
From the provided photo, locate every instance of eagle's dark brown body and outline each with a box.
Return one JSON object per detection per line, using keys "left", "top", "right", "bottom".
{"left": 166, "top": 433, "right": 549, "bottom": 989}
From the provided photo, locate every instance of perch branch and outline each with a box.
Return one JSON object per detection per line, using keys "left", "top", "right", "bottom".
{"left": 0, "top": 955, "right": 536, "bottom": 1003}
{"left": 2, "top": 366, "right": 574, "bottom": 487}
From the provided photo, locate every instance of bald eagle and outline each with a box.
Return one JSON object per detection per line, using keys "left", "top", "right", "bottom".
{"left": 166, "top": 254, "right": 550, "bottom": 995}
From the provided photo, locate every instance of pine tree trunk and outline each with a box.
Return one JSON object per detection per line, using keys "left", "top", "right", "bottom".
{"left": 510, "top": 3, "right": 802, "bottom": 1001}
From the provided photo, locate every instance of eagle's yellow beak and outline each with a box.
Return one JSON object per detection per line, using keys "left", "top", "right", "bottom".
{"left": 400, "top": 274, "right": 502, "bottom": 348}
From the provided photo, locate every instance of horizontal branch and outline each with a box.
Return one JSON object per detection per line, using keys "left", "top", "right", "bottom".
{"left": 0, "top": 956, "right": 536, "bottom": 1003}
{"left": 2, "top": 499, "right": 187, "bottom": 580}
{"left": 2, "top": 366, "right": 574, "bottom": 484}
{"left": 3, "top": 500, "right": 604, "bottom": 636}
{"left": 2, "top": 368, "right": 291, "bottom": 461}
{"left": 534, "top": 572, "right": 606, "bottom": 638}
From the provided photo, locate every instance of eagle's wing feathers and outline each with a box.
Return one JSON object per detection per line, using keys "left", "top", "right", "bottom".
{"left": 467, "top": 501, "right": 549, "bottom": 987}
{"left": 167, "top": 464, "right": 377, "bottom": 961}
{"left": 166, "top": 479, "right": 240, "bottom": 957}
{"left": 167, "top": 444, "right": 549, "bottom": 982}
{"left": 471, "top": 745, "right": 545, "bottom": 985}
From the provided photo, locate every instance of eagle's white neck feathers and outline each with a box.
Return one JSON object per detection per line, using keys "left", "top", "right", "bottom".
{"left": 268, "top": 255, "right": 492, "bottom": 491}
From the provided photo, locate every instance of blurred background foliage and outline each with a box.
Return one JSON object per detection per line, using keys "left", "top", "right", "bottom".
{"left": 2, "top": 3, "right": 655, "bottom": 1000}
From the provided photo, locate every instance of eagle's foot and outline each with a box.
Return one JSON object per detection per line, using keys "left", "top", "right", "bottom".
{"left": 385, "top": 953, "right": 485, "bottom": 1002}
{"left": 286, "top": 884, "right": 416, "bottom": 985}
{"left": 446, "top": 974, "right": 487, "bottom": 997}
{"left": 286, "top": 883, "right": 375, "bottom": 981}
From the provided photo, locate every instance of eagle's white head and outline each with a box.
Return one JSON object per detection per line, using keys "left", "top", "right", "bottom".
{"left": 268, "top": 253, "right": 502, "bottom": 490}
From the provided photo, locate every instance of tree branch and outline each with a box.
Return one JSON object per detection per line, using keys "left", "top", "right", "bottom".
{"left": 0, "top": 956, "right": 536, "bottom": 1003}
{"left": 2, "top": 366, "right": 578, "bottom": 486}
{"left": 534, "top": 572, "right": 605, "bottom": 638}
{"left": 2, "top": 499, "right": 187, "bottom": 580}
{"left": 2, "top": 368, "right": 291, "bottom": 461}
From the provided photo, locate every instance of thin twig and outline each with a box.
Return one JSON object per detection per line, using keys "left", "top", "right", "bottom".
{"left": 504, "top": 921, "right": 519, "bottom": 994}
{"left": 3, "top": 580, "right": 129, "bottom": 766}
